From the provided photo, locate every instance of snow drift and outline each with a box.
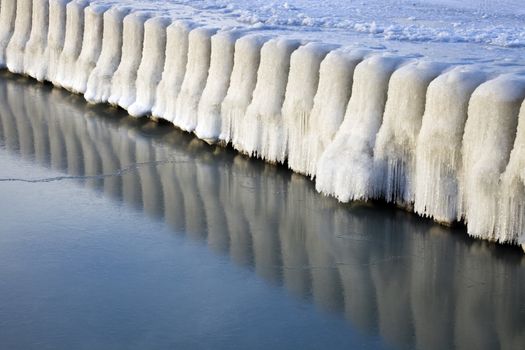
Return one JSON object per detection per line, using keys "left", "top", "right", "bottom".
{"left": 2, "top": 0, "right": 525, "bottom": 250}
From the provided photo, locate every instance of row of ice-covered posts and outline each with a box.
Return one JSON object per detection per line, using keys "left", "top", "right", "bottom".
{"left": 0, "top": 75, "right": 524, "bottom": 350}
{"left": 1, "top": 0, "right": 525, "bottom": 247}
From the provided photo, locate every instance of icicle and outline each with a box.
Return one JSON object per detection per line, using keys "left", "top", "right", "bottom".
{"left": 6, "top": 0, "right": 33, "bottom": 74}
{"left": 283, "top": 42, "right": 339, "bottom": 174}
{"left": 128, "top": 16, "right": 172, "bottom": 117}
{"left": 498, "top": 100, "right": 525, "bottom": 245}
{"left": 194, "top": 30, "right": 244, "bottom": 143}
{"left": 315, "top": 55, "right": 405, "bottom": 202}
{"left": 414, "top": 66, "right": 487, "bottom": 224}
{"left": 45, "top": 0, "right": 72, "bottom": 83}
{"left": 219, "top": 34, "right": 270, "bottom": 146}
{"left": 151, "top": 20, "right": 194, "bottom": 122}
{"left": 0, "top": 0, "right": 18, "bottom": 68}
{"left": 173, "top": 26, "right": 218, "bottom": 132}
{"left": 68, "top": 3, "right": 109, "bottom": 94}
{"left": 373, "top": 60, "right": 447, "bottom": 206}
{"left": 23, "top": 0, "right": 49, "bottom": 81}
{"left": 84, "top": 5, "right": 131, "bottom": 104}
{"left": 108, "top": 11, "right": 150, "bottom": 109}
{"left": 236, "top": 37, "right": 302, "bottom": 163}
{"left": 53, "top": 0, "right": 90, "bottom": 87}
{"left": 304, "top": 48, "right": 367, "bottom": 178}
{"left": 460, "top": 74, "right": 525, "bottom": 240}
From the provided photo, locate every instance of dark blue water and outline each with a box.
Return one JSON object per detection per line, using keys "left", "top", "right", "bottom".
{"left": 0, "top": 72, "right": 524, "bottom": 350}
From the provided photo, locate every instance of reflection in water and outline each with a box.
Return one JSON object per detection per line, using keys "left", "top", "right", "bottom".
{"left": 0, "top": 72, "right": 524, "bottom": 350}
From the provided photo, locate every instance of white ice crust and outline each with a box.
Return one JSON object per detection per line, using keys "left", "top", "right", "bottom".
{"left": 2, "top": 0, "right": 525, "bottom": 248}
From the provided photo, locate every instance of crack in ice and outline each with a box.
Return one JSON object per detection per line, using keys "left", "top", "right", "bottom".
{"left": 0, "top": 158, "right": 188, "bottom": 183}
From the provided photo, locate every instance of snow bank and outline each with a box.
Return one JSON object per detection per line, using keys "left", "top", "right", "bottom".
{"left": 2, "top": 1, "right": 525, "bottom": 249}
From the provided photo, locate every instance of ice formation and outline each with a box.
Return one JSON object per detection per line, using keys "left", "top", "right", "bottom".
{"left": 194, "top": 30, "right": 243, "bottom": 143}
{"left": 173, "top": 27, "right": 218, "bottom": 132}
{"left": 23, "top": 0, "right": 49, "bottom": 81}
{"left": 315, "top": 55, "right": 405, "bottom": 202}
{"left": 68, "top": 3, "right": 109, "bottom": 93}
{"left": 45, "top": 0, "right": 72, "bottom": 83}
{"left": 6, "top": 0, "right": 33, "bottom": 74}
{"left": 414, "top": 67, "right": 487, "bottom": 224}
{"left": 84, "top": 5, "right": 131, "bottom": 103}
{"left": 460, "top": 75, "right": 525, "bottom": 240}
{"left": 52, "top": 0, "right": 89, "bottom": 87}
{"left": 2, "top": 0, "right": 525, "bottom": 249}
{"left": 0, "top": 0, "right": 17, "bottom": 67}
{"left": 108, "top": 11, "right": 150, "bottom": 109}
{"left": 283, "top": 42, "right": 338, "bottom": 174}
{"left": 151, "top": 20, "right": 194, "bottom": 122}
{"left": 373, "top": 61, "right": 447, "bottom": 206}
{"left": 127, "top": 16, "right": 171, "bottom": 117}
{"left": 219, "top": 34, "right": 269, "bottom": 146}
{"left": 236, "top": 38, "right": 302, "bottom": 162}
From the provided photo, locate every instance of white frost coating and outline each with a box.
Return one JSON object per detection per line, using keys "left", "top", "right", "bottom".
{"left": 128, "top": 16, "right": 172, "bottom": 117}
{"left": 69, "top": 4, "right": 108, "bottom": 94}
{"left": 45, "top": 0, "right": 71, "bottom": 83}
{"left": 151, "top": 20, "right": 194, "bottom": 121}
{"left": 219, "top": 34, "right": 269, "bottom": 146}
{"left": 0, "top": 0, "right": 18, "bottom": 68}
{"left": 236, "top": 38, "right": 302, "bottom": 163}
{"left": 460, "top": 74, "right": 525, "bottom": 240}
{"left": 414, "top": 67, "right": 487, "bottom": 224}
{"left": 498, "top": 101, "right": 525, "bottom": 245}
{"left": 24, "top": 0, "right": 50, "bottom": 81}
{"left": 315, "top": 55, "right": 405, "bottom": 202}
{"left": 53, "top": 0, "right": 89, "bottom": 87}
{"left": 194, "top": 30, "right": 244, "bottom": 143}
{"left": 303, "top": 48, "right": 366, "bottom": 178}
{"left": 108, "top": 11, "right": 150, "bottom": 109}
{"left": 84, "top": 6, "right": 131, "bottom": 104}
{"left": 173, "top": 27, "right": 218, "bottom": 131}
{"left": 283, "top": 42, "right": 338, "bottom": 174}
{"left": 373, "top": 61, "right": 446, "bottom": 206}
{"left": 6, "top": 0, "right": 33, "bottom": 74}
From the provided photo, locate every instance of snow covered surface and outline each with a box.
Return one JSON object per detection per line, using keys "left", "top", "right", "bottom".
{"left": 1, "top": 0, "right": 525, "bottom": 249}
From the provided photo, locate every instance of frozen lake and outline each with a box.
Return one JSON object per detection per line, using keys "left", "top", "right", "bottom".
{"left": 0, "top": 72, "right": 524, "bottom": 350}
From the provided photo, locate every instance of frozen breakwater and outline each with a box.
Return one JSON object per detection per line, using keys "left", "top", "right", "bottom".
{"left": 0, "top": 0, "right": 524, "bottom": 249}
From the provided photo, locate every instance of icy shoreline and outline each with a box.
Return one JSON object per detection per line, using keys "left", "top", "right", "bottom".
{"left": 1, "top": 0, "right": 524, "bottom": 250}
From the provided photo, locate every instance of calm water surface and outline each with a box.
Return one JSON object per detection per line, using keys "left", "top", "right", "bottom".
{"left": 0, "top": 72, "right": 524, "bottom": 350}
